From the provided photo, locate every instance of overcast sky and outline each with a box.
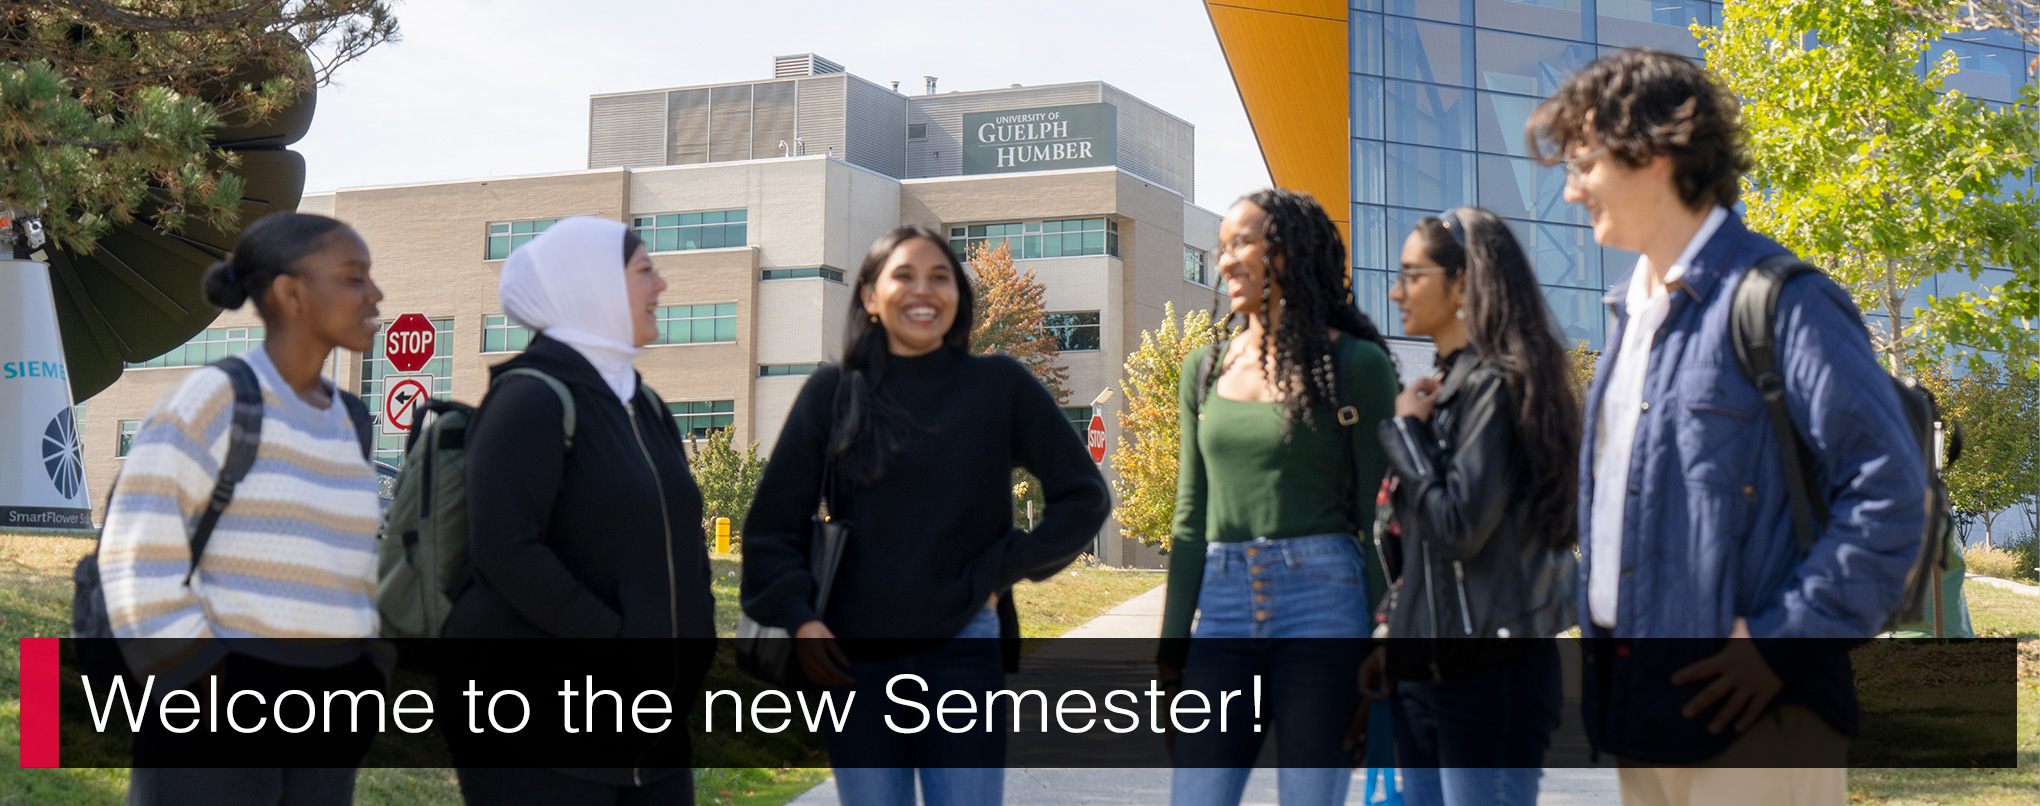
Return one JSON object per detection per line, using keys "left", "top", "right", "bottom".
{"left": 294, "top": 0, "right": 1271, "bottom": 210}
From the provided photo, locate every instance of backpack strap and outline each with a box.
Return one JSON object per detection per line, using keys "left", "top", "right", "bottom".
{"left": 186, "top": 357, "right": 265, "bottom": 585}
{"left": 1731, "top": 254, "right": 1830, "bottom": 554}
{"left": 338, "top": 391, "right": 373, "bottom": 462}
{"left": 493, "top": 368, "right": 577, "bottom": 451}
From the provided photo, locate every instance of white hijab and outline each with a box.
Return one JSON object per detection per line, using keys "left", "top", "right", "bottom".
{"left": 499, "top": 216, "right": 642, "bottom": 406}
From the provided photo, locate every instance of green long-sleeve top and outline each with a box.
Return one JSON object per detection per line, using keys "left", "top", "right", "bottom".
{"left": 1160, "top": 333, "right": 1399, "bottom": 648}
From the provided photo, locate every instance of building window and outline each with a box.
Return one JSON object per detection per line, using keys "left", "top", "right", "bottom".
{"left": 126, "top": 326, "right": 266, "bottom": 369}
{"left": 487, "top": 219, "right": 558, "bottom": 260}
{"left": 654, "top": 304, "right": 737, "bottom": 345}
{"left": 116, "top": 420, "right": 139, "bottom": 457}
{"left": 669, "top": 400, "right": 735, "bottom": 438}
{"left": 361, "top": 317, "right": 455, "bottom": 467}
{"left": 1062, "top": 406, "right": 1092, "bottom": 436}
{"left": 1044, "top": 311, "right": 1101, "bottom": 352}
{"left": 632, "top": 210, "right": 748, "bottom": 252}
{"left": 949, "top": 218, "right": 1119, "bottom": 260}
{"left": 1184, "top": 246, "right": 1209, "bottom": 285}
{"left": 482, "top": 314, "right": 534, "bottom": 354}
{"left": 760, "top": 363, "right": 820, "bottom": 377}
{"left": 761, "top": 267, "right": 845, "bottom": 282}
{"left": 908, "top": 123, "right": 928, "bottom": 139}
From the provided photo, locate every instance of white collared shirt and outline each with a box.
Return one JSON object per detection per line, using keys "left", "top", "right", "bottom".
{"left": 1587, "top": 206, "right": 1729, "bottom": 629}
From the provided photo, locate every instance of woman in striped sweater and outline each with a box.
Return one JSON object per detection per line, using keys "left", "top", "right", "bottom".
{"left": 97, "top": 212, "right": 387, "bottom": 804}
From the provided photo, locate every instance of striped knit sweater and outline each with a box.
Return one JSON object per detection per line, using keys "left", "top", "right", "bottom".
{"left": 97, "top": 345, "right": 380, "bottom": 671}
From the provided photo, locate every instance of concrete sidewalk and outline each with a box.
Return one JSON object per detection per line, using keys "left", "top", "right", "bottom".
{"left": 786, "top": 578, "right": 1620, "bottom": 804}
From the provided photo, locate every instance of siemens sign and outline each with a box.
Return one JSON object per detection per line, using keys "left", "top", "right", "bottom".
{"left": 962, "top": 103, "right": 1116, "bottom": 175}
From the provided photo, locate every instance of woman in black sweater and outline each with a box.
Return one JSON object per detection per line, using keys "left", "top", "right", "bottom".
{"left": 743, "top": 225, "right": 1110, "bottom": 805}
{"left": 444, "top": 217, "right": 715, "bottom": 804}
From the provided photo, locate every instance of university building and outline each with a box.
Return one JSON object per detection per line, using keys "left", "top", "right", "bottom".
{"left": 1208, "top": 0, "right": 2034, "bottom": 376}
{"left": 75, "top": 54, "right": 1223, "bottom": 568}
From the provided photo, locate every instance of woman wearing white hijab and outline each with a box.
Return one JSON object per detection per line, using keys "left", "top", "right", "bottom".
{"left": 444, "top": 216, "right": 715, "bottom": 804}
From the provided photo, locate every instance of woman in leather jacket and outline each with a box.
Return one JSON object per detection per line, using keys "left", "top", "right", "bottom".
{"left": 1360, "top": 207, "right": 1581, "bottom": 806}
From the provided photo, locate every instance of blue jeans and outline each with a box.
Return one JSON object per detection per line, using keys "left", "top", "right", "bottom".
{"left": 1392, "top": 642, "right": 1561, "bottom": 806}
{"left": 1171, "top": 533, "right": 1369, "bottom": 806}
{"left": 827, "top": 606, "right": 1004, "bottom": 806}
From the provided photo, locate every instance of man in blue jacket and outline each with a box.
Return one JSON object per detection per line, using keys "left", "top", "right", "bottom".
{"left": 1526, "top": 49, "right": 1925, "bottom": 803}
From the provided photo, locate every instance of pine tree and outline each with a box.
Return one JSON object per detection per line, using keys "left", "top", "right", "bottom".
{"left": 0, "top": 1, "right": 397, "bottom": 250}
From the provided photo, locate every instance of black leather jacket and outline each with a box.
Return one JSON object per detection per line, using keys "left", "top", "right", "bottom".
{"left": 1376, "top": 351, "right": 1576, "bottom": 678}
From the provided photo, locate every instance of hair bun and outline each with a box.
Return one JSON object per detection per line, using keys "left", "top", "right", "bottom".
{"left": 200, "top": 256, "right": 249, "bottom": 310}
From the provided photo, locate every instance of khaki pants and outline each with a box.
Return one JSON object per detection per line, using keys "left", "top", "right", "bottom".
{"left": 1617, "top": 705, "right": 1848, "bottom": 805}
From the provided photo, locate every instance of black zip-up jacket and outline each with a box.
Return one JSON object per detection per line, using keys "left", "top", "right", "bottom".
{"left": 1377, "top": 350, "right": 1576, "bottom": 679}
{"left": 442, "top": 335, "right": 714, "bottom": 787}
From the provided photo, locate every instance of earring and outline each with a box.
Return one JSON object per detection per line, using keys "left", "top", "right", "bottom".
{"left": 869, "top": 314, "right": 879, "bottom": 323}
{"left": 1456, "top": 306, "right": 1466, "bottom": 320}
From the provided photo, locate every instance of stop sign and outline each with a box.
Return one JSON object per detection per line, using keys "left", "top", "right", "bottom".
{"left": 1087, "top": 414, "right": 1106, "bottom": 464}
{"left": 383, "top": 313, "right": 435, "bottom": 373}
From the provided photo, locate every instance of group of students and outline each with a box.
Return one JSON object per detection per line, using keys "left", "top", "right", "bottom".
{"left": 92, "top": 48, "right": 1931, "bottom": 806}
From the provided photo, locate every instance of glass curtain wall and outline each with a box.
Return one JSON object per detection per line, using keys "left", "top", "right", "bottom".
{"left": 1350, "top": 0, "right": 2032, "bottom": 352}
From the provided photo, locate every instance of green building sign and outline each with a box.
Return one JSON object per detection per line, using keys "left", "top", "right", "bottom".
{"left": 962, "top": 103, "right": 1117, "bottom": 175}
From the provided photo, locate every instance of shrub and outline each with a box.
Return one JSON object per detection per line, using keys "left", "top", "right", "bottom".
{"left": 1995, "top": 532, "right": 2037, "bottom": 584}
{"left": 1961, "top": 542, "right": 2028, "bottom": 582}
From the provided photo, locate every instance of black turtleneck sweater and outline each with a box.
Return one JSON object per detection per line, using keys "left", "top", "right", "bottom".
{"left": 741, "top": 349, "right": 1110, "bottom": 647}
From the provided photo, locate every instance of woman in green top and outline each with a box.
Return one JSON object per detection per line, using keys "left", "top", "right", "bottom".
{"left": 1162, "top": 188, "right": 1399, "bottom": 806}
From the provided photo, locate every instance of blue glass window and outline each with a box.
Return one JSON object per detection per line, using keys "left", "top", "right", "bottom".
{"left": 1353, "top": 269, "right": 1403, "bottom": 337}
{"left": 1385, "top": 17, "right": 1474, "bottom": 87}
{"left": 1352, "top": 11, "right": 1383, "bottom": 75}
{"left": 1475, "top": 29, "right": 1597, "bottom": 97}
{"left": 1352, "top": 204, "right": 1389, "bottom": 270}
{"left": 1384, "top": 0, "right": 1470, "bottom": 23}
{"left": 1596, "top": 0, "right": 1712, "bottom": 57}
{"left": 1386, "top": 144, "right": 1476, "bottom": 211}
{"left": 1501, "top": 218, "right": 1600, "bottom": 289}
{"left": 1477, "top": 154, "right": 1583, "bottom": 225}
{"left": 1543, "top": 286, "right": 1605, "bottom": 351}
{"left": 1384, "top": 80, "right": 1473, "bottom": 149}
{"left": 1929, "top": 40, "right": 2027, "bottom": 101}
{"left": 1475, "top": 0, "right": 1585, "bottom": 41}
{"left": 1352, "top": 76, "right": 1384, "bottom": 139}
{"left": 1354, "top": 140, "right": 1386, "bottom": 205}
{"left": 1476, "top": 91, "right": 1544, "bottom": 157}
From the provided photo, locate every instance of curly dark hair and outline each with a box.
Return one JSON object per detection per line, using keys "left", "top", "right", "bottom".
{"left": 1414, "top": 208, "right": 1582, "bottom": 551}
{"left": 1524, "top": 48, "right": 1750, "bottom": 211}
{"left": 1198, "top": 188, "right": 1397, "bottom": 432}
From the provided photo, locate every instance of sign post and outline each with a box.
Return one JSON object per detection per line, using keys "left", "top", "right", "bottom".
{"left": 1, "top": 259, "right": 92, "bottom": 532}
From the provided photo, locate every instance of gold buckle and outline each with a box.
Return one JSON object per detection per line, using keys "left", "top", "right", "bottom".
{"left": 1337, "top": 406, "right": 1360, "bottom": 426}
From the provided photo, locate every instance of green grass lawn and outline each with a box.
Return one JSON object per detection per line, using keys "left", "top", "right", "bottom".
{"left": 1, "top": 535, "right": 1158, "bottom": 806}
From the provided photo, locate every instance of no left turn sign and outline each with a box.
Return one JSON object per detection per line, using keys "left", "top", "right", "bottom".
{"left": 380, "top": 373, "right": 432, "bottom": 438}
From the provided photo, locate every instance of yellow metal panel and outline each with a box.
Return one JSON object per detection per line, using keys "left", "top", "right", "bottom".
{"left": 1206, "top": 1, "right": 1349, "bottom": 241}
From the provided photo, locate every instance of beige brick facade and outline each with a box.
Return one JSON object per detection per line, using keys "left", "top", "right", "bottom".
{"left": 74, "top": 156, "right": 1220, "bottom": 568}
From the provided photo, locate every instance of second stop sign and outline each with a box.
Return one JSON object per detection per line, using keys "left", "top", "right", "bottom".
{"left": 384, "top": 313, "right": 435, "bottom": 373}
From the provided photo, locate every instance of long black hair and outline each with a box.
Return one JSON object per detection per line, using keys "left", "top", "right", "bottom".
{"left": 199, "top": 213, "right": 351, "bottom": 313}
{"left": 1199, "top": 188, "right": 1397, "bottom": 431}
{"left": 1414, "top": 207, "right": 1581, "bottom": 550}
{"left": 832, "top": 226, "right": 976, "bottom": 486}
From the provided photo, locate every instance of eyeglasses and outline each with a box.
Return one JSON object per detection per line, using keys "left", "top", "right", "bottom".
{"left": 1394, "top": 267, "right": 1446, "bottom": 288}
{"left": 1563, "top": 147, "right": 1608, "bottom": 184}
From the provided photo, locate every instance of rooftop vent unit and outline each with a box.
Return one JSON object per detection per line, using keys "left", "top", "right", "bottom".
{"left": 774, "top": 53, "right": 844, "bottom": 78}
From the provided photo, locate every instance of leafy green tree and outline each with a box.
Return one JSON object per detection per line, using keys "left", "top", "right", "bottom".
{"left": 692, "top": 426, "right": 766, "bottom": 539}
{"left": 1567, "top": 339, "right": 1598, "bottom": 407}
{"left": 0, "top": 1, "right": 397, "bottom": 251}
{"left": 1700, "top": 0, "right": 2040, "bottom": 377}
{"left": 1915, "top": 349, "right": 2040, "bottom": 546}
{"left": 1110, "top": 303, "right": 1217, "bottom": 550}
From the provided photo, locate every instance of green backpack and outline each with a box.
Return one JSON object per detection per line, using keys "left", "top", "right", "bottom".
{"left": 375, "top": 368, "right": 576, "bottom": 638}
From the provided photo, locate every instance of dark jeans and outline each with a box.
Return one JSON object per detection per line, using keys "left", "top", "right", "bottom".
{"left": 457, "top": 767, "right": 696, "bottom": 806}
{"left": 125, "top": 768, "right": 355, "bottom": 806}
{"left": 1391, "top": 642, "right": 1562, "bottom": 806}
{"left": 825, "top": 606, "right": 1005, "bottom": 805}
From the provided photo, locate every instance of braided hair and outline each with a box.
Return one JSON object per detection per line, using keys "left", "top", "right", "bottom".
{"left": 1198, "top": 188, "right": 1397, "bottom": 432}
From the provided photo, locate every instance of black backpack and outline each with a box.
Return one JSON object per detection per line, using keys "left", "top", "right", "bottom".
{"left": 1730, "top": 255, "right": 1965, "bottom": 636}
{"left": 70, "top": 357, "right": 374, "bottom": 675}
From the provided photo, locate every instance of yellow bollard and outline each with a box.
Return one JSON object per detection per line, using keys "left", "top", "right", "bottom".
{"left": 715, "top": 517, "right": 731, "bottom": 554}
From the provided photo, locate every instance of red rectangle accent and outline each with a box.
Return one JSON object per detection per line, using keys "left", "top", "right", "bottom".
{"left": 18, "top": 637, "right": 59, "bottom": 768}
